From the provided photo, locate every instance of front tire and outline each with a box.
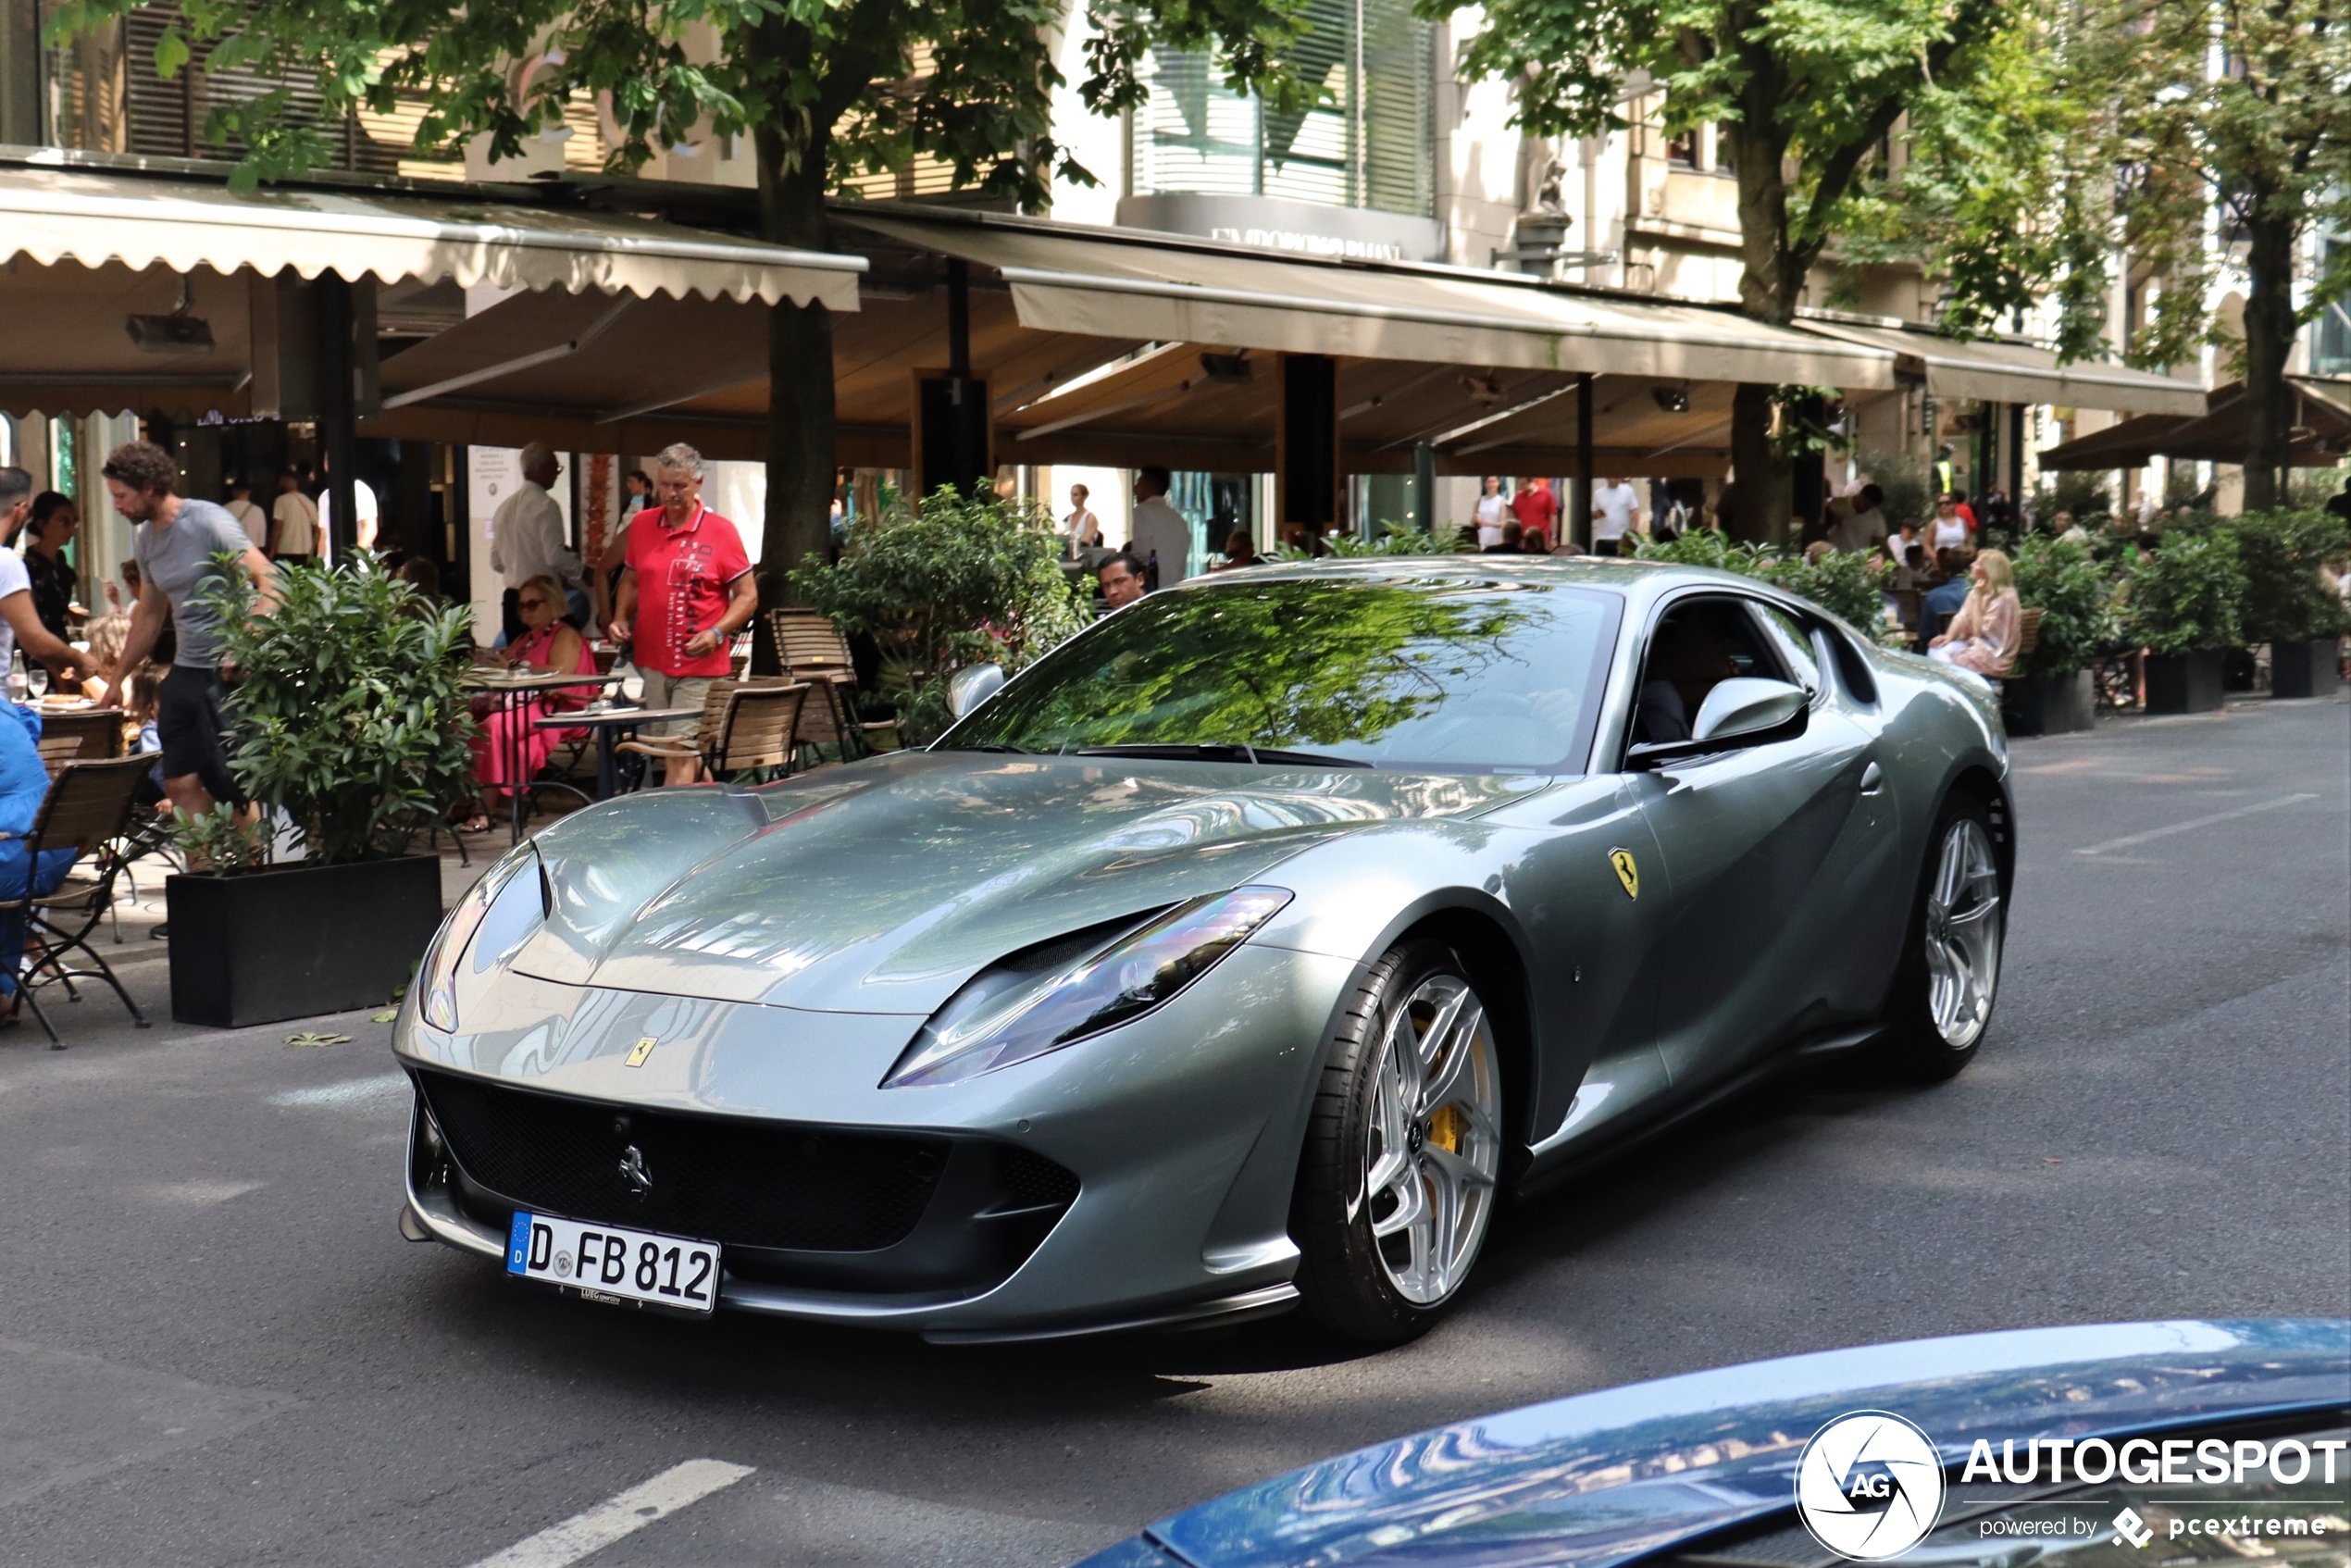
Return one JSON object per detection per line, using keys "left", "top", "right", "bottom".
{"left": 1291, "top": 940, "right": 1504, "bottom": 1343}
{"left": 1880, "top": 792, "right": 2006, "bottom": 1081}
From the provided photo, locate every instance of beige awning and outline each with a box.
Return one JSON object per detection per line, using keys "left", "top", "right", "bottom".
{"left": 842, "top": 209, "right": 1897, "bottom": 391}
{"left": 0, "top": 161, "right": 863, "bottom": 306}
{"left": 1795, "top": 317, "right": 2205, "bottom": 416}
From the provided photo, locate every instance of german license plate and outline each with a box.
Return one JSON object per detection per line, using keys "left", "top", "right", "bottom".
{"left": 505, "top": 1212, "right": 719, "bottom": 1314}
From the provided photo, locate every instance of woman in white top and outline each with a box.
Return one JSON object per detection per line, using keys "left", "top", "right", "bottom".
{"left": 1474, "top": 477, "right": 1511, "bottom": 548}
{"left": 1063, "top": 484, "right": 1104, "bottom": 555}
{"left": 1926, "top": 493, "right": 1972, "bottom": 554}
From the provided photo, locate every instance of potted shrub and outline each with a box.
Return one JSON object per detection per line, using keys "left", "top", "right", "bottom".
{"left": 790, "top": 489, "right": 1088, "bottom": 743}
{"left": 166, "top": 558, "right": 477, "bottom": 1026}
{"left": 2231, "top": 509, "right": 2350, "bottom": 699}
{"left": 2003, "top": 535, "right": 2112, "bottom": 735}
{"left": 1634, "top": 529, "right": 1895, "bottom": 639}
{"left": 2122, "top": 529, "right": 2246, "bottom": 715}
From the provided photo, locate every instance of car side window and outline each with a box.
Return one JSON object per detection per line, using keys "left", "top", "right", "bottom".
{"left": 1631, "top": 596, "right": 1786, "bottom": 746}
{"left": 1751, "top": 604, "right": 1822, "bottom": 694}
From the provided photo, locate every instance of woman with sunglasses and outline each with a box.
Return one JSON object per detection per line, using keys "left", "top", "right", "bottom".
{"left": 455, "top": 573, "right": 596, "bottom": 833}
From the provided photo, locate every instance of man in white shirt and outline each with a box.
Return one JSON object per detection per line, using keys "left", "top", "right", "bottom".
{"left": 223, "top": 479, "right": 268, "bottom": 549}
{"left": 1127, "top": 467, "right": 1192, "bottom": 588}
{"left": 317, "top": 477, "right": 380, "bottom": 553}
{"left": 489, "top": 444, "right": 568, "bottom": 642}
{"left": 1590, "top": 478, "right": 1640, "bottom": 556}
{"left": 270, "top": 468, "right": 322, "bottom": 562}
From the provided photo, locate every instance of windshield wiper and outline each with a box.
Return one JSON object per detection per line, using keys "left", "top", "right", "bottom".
{"left": 1072, "top": 743, "right": 1371, "bottom": 769}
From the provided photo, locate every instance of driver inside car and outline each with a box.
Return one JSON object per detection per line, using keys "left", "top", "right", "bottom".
{"left": 1635, "top": 623, "right": 1737, "bottom": 743}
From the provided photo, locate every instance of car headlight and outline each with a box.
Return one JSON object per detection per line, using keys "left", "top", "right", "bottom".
{"left": 418, "top": 842, "right": 545, "bottom": 1032}
{"left": 882, "top": 886, "right": 1294, "bottom": 1089}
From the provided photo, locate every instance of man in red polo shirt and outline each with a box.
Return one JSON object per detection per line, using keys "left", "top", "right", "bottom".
{"left": 607, "top": 442, "right": 760, "bottom": 784}
{"left": 1510, "top": 477, "right": 1560, "bottom": 553}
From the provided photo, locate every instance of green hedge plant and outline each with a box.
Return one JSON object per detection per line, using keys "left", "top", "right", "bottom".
{"left": 1633, "top": 529, "right": 1894, "bottom": 637}
{"left": 2009, "top": 535, "right": 2116, "bottom": 678}
{"left": 790, "top": 489, "right": 1088, "bottom": 743}
{"left": 2228, "top": 509, "right": 2351, "bottom": 645}
{"left": 2121, "top": 529, "right": 2246, "bottom": 657}
{"left": 193, "top": 554, "right": 478, "bottom": 865}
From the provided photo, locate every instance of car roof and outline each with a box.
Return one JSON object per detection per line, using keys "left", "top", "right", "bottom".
{"left": 1142, "top": 1319, "right": 2351, "bottom": 1568}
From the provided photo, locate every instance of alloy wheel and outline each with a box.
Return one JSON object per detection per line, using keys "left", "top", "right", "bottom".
{"left": 1362, "top": 974, "right": 1501, "bottom": 1306}
{"left": 1923, "top": 816, "right": 2002, "bottom": 1048}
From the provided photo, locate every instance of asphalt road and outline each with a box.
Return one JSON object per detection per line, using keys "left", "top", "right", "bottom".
{"left": 3, "top": 697, "right": 2345, "bottom": 1568}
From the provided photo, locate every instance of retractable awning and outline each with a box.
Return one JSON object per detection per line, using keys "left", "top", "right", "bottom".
{"left": 1795, "top": 317, "right": 2205, "bottom": 416}
{"left": 842, "top": 208, "right": 1897, "bottom": 391}
{"left": 2038, "top": 378, "right": 2351, "bottom": 469}
{"left": 0, "top": 161, "right": 863, "bottom": 305}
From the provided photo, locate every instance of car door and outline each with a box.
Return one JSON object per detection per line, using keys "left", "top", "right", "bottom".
{"left": 1618, "top": 592, "right": 1878, "bottom": 1087}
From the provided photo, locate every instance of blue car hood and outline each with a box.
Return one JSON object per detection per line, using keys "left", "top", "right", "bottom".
{"left": 1116, "top": 1320, "right": 2349, "bottom": 1568}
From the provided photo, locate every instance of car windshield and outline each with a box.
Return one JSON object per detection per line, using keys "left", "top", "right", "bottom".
{"left": 938, "top": 572, "right": 1622, "bottom": 774}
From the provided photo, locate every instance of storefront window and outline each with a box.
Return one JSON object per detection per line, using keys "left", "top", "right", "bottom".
{"left": 1131, "top": 0, "right": 1434, "bottom": 218}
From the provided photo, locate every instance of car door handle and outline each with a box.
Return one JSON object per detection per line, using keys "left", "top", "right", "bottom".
{"left": 1859, "top": 762, "right": 1884, "bottom": 795}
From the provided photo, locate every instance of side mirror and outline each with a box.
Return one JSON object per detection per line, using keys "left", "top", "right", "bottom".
{"left": 1691, "top": 678, "right": 1810, "bottom": 742}
{"left": 946, "top": 663, "right": 1005, "bottom": 719}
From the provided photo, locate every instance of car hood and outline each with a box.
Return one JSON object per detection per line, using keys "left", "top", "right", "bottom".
{"left": 510, "top": 750, "right": 1538, "bottom": 1012}
{"left": 1122, "top": 1319, "right": 2350, "bottom": 1568}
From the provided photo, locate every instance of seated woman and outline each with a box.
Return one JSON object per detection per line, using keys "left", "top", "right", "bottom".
{"left": 457, "top": 573, "right": 595, "bottom": 832}
{"left": 1928, "top": 548, "right": 2021, "bottom": 678}
{"left": 0, "top": 703, "right": 80, "bottom": 1016}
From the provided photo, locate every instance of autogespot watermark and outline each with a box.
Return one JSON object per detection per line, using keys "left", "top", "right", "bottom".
{"left": 1791, "top": 1418, "right": 2348, "bottom": 1562}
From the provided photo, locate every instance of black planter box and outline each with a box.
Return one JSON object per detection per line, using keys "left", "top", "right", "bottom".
{"left": 168, "top": 855, "right": 445, "bottom": 1027}
{"left": 2270, "top": 637, "right": 2343, "bottom": 700}
{"left": 2001, "top": 670, "right": 2096, "bottom": 737}
{"left": 2144, "top": 649, "right": 2227, "bottom": 715}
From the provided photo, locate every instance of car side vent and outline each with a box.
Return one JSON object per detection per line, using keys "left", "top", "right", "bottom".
{"left": 993, "top": 1145, "right": 1081, "bottom": 1212}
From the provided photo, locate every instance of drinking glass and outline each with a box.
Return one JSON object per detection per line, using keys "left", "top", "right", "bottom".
{"left": 25, "top": 666, "right": 47, "bottom": 701}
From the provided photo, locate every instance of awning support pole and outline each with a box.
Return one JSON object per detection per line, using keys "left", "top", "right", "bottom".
{"left": 1275, "top": 354, "right": 1338, "bottom": 542}
{"left": 1574, "top": 371, "right": 1594, "bottom": 553}
{"left": 317, "top": 272, "right": 358, "bottom": 561}
{"left": 1412, "top": 441, "right": 1436, "bottom": 537}
{"left": 947, "top": 258, "right": 971, "bottom": 380}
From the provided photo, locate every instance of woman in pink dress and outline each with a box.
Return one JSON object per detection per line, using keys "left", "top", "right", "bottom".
{"left": 459, "top": 574, "right": 595, "bottom": 832}
{"left": 1928, "top": 549, "right": 2022, "bottom": 678}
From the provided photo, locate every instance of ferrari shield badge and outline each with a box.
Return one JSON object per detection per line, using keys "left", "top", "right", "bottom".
{"left": 625, "top": 1037, "right": 658, "bottom": 1068}
{"left": 1609, "top": 848, "right": 1640, "bottom": 901}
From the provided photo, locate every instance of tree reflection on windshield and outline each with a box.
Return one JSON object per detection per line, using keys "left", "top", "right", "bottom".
{"left": 940, "top": 576, "right": 1620, "bottom": 773}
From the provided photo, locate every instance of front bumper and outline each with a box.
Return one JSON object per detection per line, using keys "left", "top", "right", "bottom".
{"left": 393, "top": 941, "right": 1359, "bottom": 1337}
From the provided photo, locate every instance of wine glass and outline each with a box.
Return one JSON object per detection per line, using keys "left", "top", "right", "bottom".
{"left": 25, "top": 666, "right": 47, "bottom": 701}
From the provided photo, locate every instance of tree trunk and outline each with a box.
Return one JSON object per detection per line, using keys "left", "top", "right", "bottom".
{"left": 755, "top": 119, "right": 840, "bottom": 627}
{"left": 1726, "top": 106, "right": 1797, "bottom": 545}
{"left": 2239, "top": 210, "right": 2296, "bottom": 513}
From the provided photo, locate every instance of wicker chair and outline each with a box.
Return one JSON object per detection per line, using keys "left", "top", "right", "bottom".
{"left": 616, "top": 680, "right": 810, "bottom": 784}
{"left": 1, "top": 753, "right": 155, "bottom": 1047}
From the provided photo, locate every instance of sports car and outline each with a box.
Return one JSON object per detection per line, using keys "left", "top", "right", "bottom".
{"left": 394, "top": 557, "right": 2014, "bottom": 1342}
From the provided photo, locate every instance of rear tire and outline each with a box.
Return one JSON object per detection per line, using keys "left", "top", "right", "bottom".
{"left": 1879, "top": 791, "right": 2006, "bottom": 1082}
{"left": 1290, "top": 940, "right": 1504, "bottom": 1344}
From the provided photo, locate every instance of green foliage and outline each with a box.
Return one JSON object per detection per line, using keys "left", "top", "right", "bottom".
{"left": 1856, "top": 445, "right": 1934, "bottom": 530}
{"left": 1274, "top": 522, "right": 1474, "bottom": 560}
{"left": 2009, "top": 534, "right": 2114, "bottom": 677}
{"left": 788, "top": 489, "right": 1087, "bottom": 743}
{"left": 1633, "top": 530, "right": 1891, "bottom": 636}
{"left": 2227, "top": 509, "right": 2351, "bottom": 645}
{"left": 2121, "top": 531, "right": 2246, "bottom": 657}
{"left": 193, "top": 555, "right": 479, "bottom": 865}
{"left": 168, "top": 803, "right": 271, "bottom": 873}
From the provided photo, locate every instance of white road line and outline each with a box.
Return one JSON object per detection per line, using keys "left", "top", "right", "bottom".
{"left": 466, "top": 1460, "right": 753, "bottom": 1568}
{"left": 2074, "top": 792, "right": 2319, "bottom": 856}
{"left": 265, "top": 1073, "right": 410, "bottom": 1109}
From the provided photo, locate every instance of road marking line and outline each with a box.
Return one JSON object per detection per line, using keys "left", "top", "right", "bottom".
{"left": 265, "top": 1073, "right": 410, "bottom": 1109}
{"left": 2073, "top": 793, "right": 2318, "bottom": 856}
{"left": 466, "top": 1459, "right": 753, "bottom": 1568}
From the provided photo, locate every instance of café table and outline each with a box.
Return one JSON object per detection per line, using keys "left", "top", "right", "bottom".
{"left": 461, "top": 670, "right": 622, "bottom": 841}
{"left": 531, "top": 703, "right": 702, "bottom": 801}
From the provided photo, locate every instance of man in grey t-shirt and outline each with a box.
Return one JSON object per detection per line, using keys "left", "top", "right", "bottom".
{"left": 96, "top": 441, "right": 279, "bottom": 819}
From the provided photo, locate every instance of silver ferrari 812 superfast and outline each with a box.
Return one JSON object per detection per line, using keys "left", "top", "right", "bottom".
{"left": 394, "top": 558, "right": 2012, "bottom": 1343}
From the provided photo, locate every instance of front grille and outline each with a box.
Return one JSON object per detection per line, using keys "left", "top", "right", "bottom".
{"left": 415, "top": 1069, "right": 950, "bottom": 1252}
{"left": 996, "top": 1145, "right": 1082, "bottom": 1211}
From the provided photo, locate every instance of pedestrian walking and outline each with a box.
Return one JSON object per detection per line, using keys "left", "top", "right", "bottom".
{"left": 1511, "top": 477, "right": 1559, "bottom": 553}
{"left": 93, "top": 440, "right": 278, "bottom": 822}
{"left": 1589, "top": 477, "right": 1639, "bottom": 556}
{"left": 223, "top": 479, "right": 267, "bottom": 549}
{"left": 269, "top": 467, "right": 321, "bottom": 564}
{"left": 606, "top": 442, "right": 758, "bottom": 786}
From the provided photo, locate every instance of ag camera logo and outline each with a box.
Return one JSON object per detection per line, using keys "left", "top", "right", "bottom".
{"left": 1796, "top": 1412, "right": 1948, "bottom": 1561}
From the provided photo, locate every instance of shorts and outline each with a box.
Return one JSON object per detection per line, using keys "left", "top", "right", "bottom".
{"left": 636, "top": 668, "right": 715, "bottom": 739}
{"left": 157, "top": 664, "right": 241, "bottom": 804}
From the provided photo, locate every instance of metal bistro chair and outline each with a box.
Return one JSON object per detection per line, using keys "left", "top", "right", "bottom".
{"left": 766, "top": 608, "right": 902, "bottom": 759}
{"left": 3, "top": 753, "right": 155, "bottom": 1048}
{"left": 616, "top": 680, "right": 810, "bottom": 785}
